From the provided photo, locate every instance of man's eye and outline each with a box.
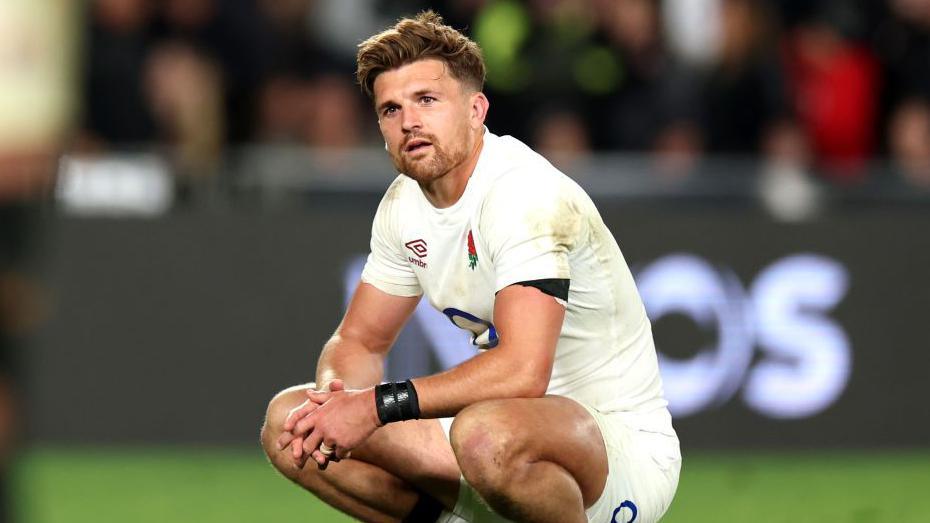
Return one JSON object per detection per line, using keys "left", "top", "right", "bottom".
{"left": 420, "top": 96, "right": 435, "bottom": 104}
{"left": 383, "top": 106, "right": 398, "bottom": 116}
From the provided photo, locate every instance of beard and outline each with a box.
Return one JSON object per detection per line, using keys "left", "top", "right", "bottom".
{"left": 390, "top": 132, "right": 469, "bottom": 184}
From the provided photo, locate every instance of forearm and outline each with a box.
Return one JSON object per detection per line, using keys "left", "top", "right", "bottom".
{"left": 411, "top": 346, "right": 550, "bottom": 418}
{"left": 400, "top": 285, "right": 562, "bottom": 420}
{"left": 313, "top": 283, "right": 419, "bottom": 391}
{"left": 315, "top": 334, "right": 386, "bottom": 390}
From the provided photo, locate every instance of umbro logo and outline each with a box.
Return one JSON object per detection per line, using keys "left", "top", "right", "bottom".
{"left": 405, "top": 239, "right": 428, "bottom": 269}
{"left": 405, "top": 239, "right": 428, "bottom": 258}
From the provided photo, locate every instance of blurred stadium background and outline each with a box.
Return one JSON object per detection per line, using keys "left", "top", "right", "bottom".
{"left": 1, "top": 0, "right": 929, "bottom": 521}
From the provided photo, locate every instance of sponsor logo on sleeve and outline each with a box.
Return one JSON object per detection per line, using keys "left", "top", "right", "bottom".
{"left": 405, "top": 239, "right": 428, "bottom": 268}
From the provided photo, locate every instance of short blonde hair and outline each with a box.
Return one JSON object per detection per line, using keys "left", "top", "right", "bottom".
{"left": 356, "top": 10, "right": 486, "bottom": 99}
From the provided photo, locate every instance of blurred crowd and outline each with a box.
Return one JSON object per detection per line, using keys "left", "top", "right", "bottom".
{"left": 76, "top": 0, "right": 930, "bottom": 190}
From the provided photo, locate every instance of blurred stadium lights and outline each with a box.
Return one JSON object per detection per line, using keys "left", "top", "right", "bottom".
{"left": 56, "top": 155, "right": 173, "bottom": 216}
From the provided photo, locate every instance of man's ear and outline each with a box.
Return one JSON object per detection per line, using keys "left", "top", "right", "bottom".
{"left": 470, "top": 91, "right": 489, "bottom": 130}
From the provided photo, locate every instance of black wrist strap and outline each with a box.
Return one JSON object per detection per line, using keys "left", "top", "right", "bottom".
{"left": 375, "top": 380, "right": 421, "bottom": 425}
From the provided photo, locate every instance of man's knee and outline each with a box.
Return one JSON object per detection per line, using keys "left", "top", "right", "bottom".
{"left": 449, "top": 400, "right": 529, "bottom": 493}
{"left": 260, "top": 383, "right": 315, "bottom": 477}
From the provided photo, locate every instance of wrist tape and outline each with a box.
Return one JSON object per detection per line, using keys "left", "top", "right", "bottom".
{"left": 375, "top": 380, "right": 420, "bottom": 425}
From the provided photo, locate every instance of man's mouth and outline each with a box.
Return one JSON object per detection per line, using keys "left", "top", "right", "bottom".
{"left": 404, "top": 139, "right": 432, "bottom": 153}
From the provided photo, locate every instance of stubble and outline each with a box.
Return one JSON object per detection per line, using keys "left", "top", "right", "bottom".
{"left": 390, "top": 134, "right": 468, "bottom": 184}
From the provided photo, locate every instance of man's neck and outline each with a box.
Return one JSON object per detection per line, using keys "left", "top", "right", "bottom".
{"left": 420, "top": 132, "right": 485, "bottom": 209}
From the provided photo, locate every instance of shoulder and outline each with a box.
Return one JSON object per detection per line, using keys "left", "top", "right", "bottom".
{"left": 380, "top": 174, "right": 415, "bottom": 205}
{"left": 371, "top": 175, "right": 418, "bottom": 243}
{"left": 481, "top": 137, "right": 583, "bottom": 212}
{"left": 477, "top": 136, "right": 594, "bottom": 243}
{"left": 374, "top": 175, "right": 416, "bottom": 217}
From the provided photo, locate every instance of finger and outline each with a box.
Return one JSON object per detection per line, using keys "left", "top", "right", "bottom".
{"left": 286, "top": 410, "right": 313, "bottom": 436}
{"left": 312, "top": 449, "right": 330, "bottom": 468}
{"left": 302, "top": 430, "right": 324, "bottom": 460}
{"left": 290, "top": 436, "right": 304, "bottom": 461}
{"left": 306, "top": 390, "right": 331, "bottom": 405}
{"left": 283, "top": 400, "right": 318, "bottom": 431}
{"left": 328, "top": 379, "right": 345, "bottom": 392}
{"left": 310, "top": 438, "right": 333, "bottom": 467}
{"left": 293, "top": 448, "right": 310, "bottom": 469}
{"left": 283, "top": 403, "right": 303, "bottom": 431}
{"left": 293, "top": 409, "right": 320, "bottom": 436}
{"left": 277, "top": 430, "right": 295, "bottom": 451}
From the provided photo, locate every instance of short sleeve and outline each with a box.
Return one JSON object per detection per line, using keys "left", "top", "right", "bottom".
{"left": 480, "top": 173, "right": 582, "bottom": 293}
{"left": 360, "top": 181, "right": 422, "bottom": 297}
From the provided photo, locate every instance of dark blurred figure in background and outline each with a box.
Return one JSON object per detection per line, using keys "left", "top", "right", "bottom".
{"left": 152, "top": 0, "right": 271, "bottom": 144}
{"left": 144, "top": 41, "right": 225, "bottom": 196}
{"left": 300, "top": 75, "right": 365, "bottom": 149}
{"left": 531, "top": 106, "right": 593, "bottom": 173}
{"left": 595, "top": 0, "right": 697, "bottom": 153}
{"left": 80, "top": 0, "right": 157, "bottom": 150}
{"left": 257, "top": 73, "right": 365, "bottom": 150}
{"left": 255, "top": 0, "right": 373, "bottom": 154}
{"left": 888, "top": 97, "right": 930, "bottom": 189}
{"left": 81, "top": 0, "right": 272, "bottom": 201}
{"left": 596, "top": 0, "right": 705, "bottom": 177}
{"left": 699, "top": 0, "right": 795, "bottom": 157}
{"left": 470, "top": 0, "right": 609, "bottom": 144}
{"left": 1, "top": 2, "right": 75, "bottom": 520}
{"left": 84, "top": 0, "right": 275, "bottom": 145}
{"left": 783, "top": 1, "right": 880, "bottom": 183}
{"left": 876, "top": 0, "right": 930, "bottom": 115}
{"left": 258, "top": 0, "right": 319, "bottom": 75}
{"left": 0, "top": 193, "right": 44, "bottom": 523}
{"left": 875, "top": 0, "right": 930, "bottom": 190}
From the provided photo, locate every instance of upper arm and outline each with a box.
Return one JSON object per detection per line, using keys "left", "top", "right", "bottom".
{"left": 492, "top": 283, "right": 566, "bottom": 395}
{"left": 335, "top": 281, "right": 420, "bottom": 355}
{"left": 332, "top": 178, "right": 422, "bottom": 356}
{"left": 479, "top": 172, "right": 581, "bottom": 394}
{"left": 480, "top": 172, "right": 582, "bottom": 292}
{"left": 361, "top": 178, "right": 422, "bottom": 297}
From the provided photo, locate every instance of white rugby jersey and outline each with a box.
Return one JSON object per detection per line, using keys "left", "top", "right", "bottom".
{"left": 361, "top": 129, "right": 670, "bottom": 419}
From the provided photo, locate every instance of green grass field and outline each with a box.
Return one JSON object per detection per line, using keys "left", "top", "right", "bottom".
{"left": 13, "top": 446, "right": 930, "bottom": 522}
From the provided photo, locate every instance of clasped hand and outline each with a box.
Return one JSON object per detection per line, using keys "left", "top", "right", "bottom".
{"left": 275, "top": 379, "right": 380, "bottom": 469}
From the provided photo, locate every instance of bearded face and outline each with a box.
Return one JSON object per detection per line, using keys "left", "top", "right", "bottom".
{"left": 388, "top": 128, "right": 470, "bottom": 184}
{"left": 373, "top": 59, "right": 479, "bottom": 187}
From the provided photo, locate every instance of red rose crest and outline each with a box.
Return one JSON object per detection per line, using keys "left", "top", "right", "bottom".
{"left": 467, "top": 230, "right": 478, "bottom": 270}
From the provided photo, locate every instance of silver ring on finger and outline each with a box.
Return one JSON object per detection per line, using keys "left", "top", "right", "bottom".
{"left": 319, "top": 442, "right": 335, "bottom": 457}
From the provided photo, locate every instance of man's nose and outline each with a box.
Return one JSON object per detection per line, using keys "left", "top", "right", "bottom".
{"left": 401, "top": 104, "right": 422, "bottom": 132}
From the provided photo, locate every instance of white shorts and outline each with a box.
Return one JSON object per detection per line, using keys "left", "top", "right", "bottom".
{"left": 436, "top": 401, "right": 681, "bottom": 523}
